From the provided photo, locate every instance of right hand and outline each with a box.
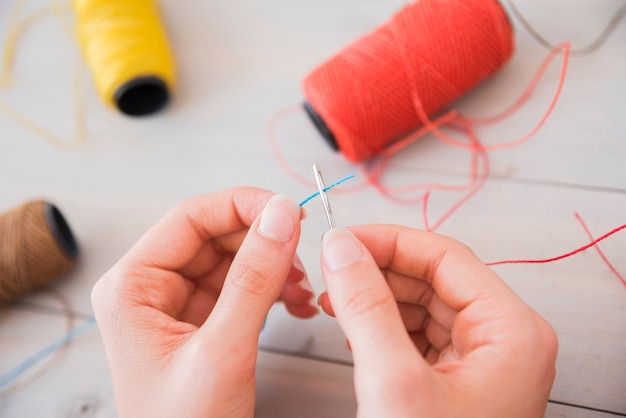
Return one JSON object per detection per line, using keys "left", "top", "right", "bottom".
{"left": 91, "top": 190, "right": 315, "bottom": 418}
{"left": 317, "top": 225, "right": 558, "bottom": 418}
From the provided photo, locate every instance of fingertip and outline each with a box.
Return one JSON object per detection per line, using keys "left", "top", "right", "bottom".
{"left": 286, "top": 254, "right": 307, "bottom": 284}
{"left": 322, "top": 227, "right": 364, "bottom": 272}
{"left": 280, "top": 279, "right": 315, "bottom": 305}
{"left": 317, "top": 292, "right": 336, "bottom": 317}
{"left": 319, "top": 228, "right": 420, "bottom": 368}
{"left": 258, "top": 194, "right": 301, "bottom": 243}
{"left": 285, "top": 302, "right": 319, "bottom": 319}
{"left": 280, "top": 276, "right": 318, "bottom": 319}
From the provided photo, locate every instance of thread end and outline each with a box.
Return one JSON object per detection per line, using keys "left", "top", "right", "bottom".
{"left": 114, "top": 76, "right": 170, "bottom": 116}
{"left": 44, "top": 203, "right": 79, "bottom": 260}
{"left": 303, "top": 101, "right": 339, "bottom": 152}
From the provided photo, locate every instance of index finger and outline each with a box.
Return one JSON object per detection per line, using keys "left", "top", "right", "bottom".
{"left": 124, "top": 187, "right": 276, "bottom": 271}
{"left": 347, "top": 224, "right": 519, "bottom": 313}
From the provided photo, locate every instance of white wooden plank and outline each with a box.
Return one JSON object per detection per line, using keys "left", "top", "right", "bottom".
{"left": 256, "top": 350, "right": 356, "bottom": 418}
{"left": 0, "top": 310, "right": 115, "bottom": 418}
{"left": 546, "top": 403, "right": 626, "bottom": 418}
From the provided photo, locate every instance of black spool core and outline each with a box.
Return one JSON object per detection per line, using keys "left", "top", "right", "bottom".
{"left": 44, "top": 203, "right": 79, "bottom": 260}
{"left": 304, "top": 101, "right": 339, "bottom": 152}
{"left": 114, "top": 76, "right": 169, "bottom": 116}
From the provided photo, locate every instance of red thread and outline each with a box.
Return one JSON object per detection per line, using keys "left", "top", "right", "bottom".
{"left": 487, "top": 219, "right": 626, "bottom": 277}
{"left": 421, "top": 123, "right": 490, "bottom": 231}
{"left": 303, "top": 0, "right": 514, "bottom": 163}
{"left": 574, "top": 213, "right": 626, "bottom": 288}
{"left": 270, "top": 1, "right": 570, "bottom": 233}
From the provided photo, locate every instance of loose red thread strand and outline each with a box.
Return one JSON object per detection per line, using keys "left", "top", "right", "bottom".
{"left": 574, "top": 213, "right": 626, "bottom": 288}
{"left": 422, "top": 123, "right": 490, "bottom": 232}
{"left": 360, "top": 42, "right": 569, "bottom": 231}
{"left": 467, "top": 42, "right": 569, "bottom": 127}
{"left": 362, "top": 117, "right": 481, "bottom": 203}
{"left": 487, "top": 220, "right": 626, "bottom": 272}
{"left": 408, "top": 43, "right": 568, "bottom": 231}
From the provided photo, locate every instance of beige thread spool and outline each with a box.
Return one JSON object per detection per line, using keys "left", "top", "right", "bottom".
{"left": 0, "top": 201, "right": 79, "bottom": 305}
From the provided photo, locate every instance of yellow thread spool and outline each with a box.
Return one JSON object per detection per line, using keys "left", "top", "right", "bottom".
{"left": 73, "top": 0, "right": 176, "bottom": 116}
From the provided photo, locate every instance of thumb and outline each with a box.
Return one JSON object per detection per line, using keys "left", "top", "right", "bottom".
{"left": 204, "top": 194, "right": 302, "bottom": 345}
{"left": 321, "top": 227, "right": 426, "bottom": 377}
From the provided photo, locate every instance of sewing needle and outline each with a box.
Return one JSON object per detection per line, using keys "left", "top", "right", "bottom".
{"left": 313, "top": 163, "right": 335, "bottom": 229}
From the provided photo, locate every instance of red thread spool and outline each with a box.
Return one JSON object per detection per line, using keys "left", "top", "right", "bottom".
{"left": 303, "top": 0, "right": 514, "bottom": 163}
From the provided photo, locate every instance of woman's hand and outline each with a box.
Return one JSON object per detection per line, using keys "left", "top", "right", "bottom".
{"left": 318, "top": 225, "right": 558, "bottom": 418}
{"left": 91, "top": 188, "right": 317, "bottom": 418}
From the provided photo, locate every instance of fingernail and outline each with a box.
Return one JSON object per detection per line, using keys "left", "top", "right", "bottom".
{"left": 322, "top": 228, "right": 363, "bottom": 272}
{"left": 316, "top": 294, "right": 323, "bottom": 307}
{"left": 258, "top": 195, "right": 299, "bottom": 242}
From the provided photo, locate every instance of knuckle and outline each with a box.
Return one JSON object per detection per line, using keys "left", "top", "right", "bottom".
{"left": 513, "top": 311, "right": 559, "bottom": 373}
{"left": 167, "top": 197, "right": 195, "bottom": 220}
{"left": 90, "top": 273, "right": 118, "bottom": 327}
{"left": 520, "top": 313, "right": 559, "bottom": 385}
{"left": 90, "top": 262, "right": 136, "bottom": 326}
{"left": 427, "top": 234, "right": 485, "bottom": 278}
{"left": 438, "top": 234, "right": 475, "bottom": 257}
{"left": 536, "top": 315, "right": 559, "bottom": 360}
{"left": 416, "top": 285, "right": 435, "bottom": 306}
{"left": 363, "top": 363, "right": 421, "bottom": 402}
{"left": 90, "top": 278, "right": 105, "bottom": 314}
{"left": 230, "top": 256, "right": 276, "bottom": 296}
{"left": 339, "top": 284, "right": 391, "bottom": 322}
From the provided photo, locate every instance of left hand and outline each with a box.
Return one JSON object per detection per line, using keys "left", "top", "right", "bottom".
{"left": 91, "top": 188, "right": 317, "bottom": 418}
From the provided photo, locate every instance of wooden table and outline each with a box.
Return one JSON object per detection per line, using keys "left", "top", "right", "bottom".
{"left": 1, "top": 0, "right": 624, "bottom": 416}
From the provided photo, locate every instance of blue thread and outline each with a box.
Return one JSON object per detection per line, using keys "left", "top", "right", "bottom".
{"left": 0, "top": 316, "right": 97, "bottom": 389}
{"left": 299, "top": 173, "right": 355, "bottom": 206}
{"left": 262, "top": 173, "right": 354, "bottom": 332}
{"left": 262, "top": 173, "right": 354, "bottom": 333}
{"left": 0, "top": 173, "right": 355, "bottom": 389}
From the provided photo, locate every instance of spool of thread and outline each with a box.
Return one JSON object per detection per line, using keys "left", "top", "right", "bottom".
{"left": 302, "top": 0, "right": 514, "bottom": 162}
{"left": 73, "top": 0, "right": 176, "bottom": 116}
{"left": 0, "top": 201, "right": 79, "bottom": 306}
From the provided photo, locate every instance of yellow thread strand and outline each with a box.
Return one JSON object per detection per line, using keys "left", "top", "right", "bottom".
{"left": 73, "top": 0, "right": 175, "bottom": 113}
{"left": 0, "top": 0, "right": 25, "bottom": 87}
{"left": 2, "top": 2, "right": 74, "bottom": 87}
{"left": 0, "top": 0, "right": 85, "bottom": 149}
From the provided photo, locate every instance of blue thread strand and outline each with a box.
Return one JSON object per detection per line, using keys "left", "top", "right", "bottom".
{"left": 0, "top": 316, "right": 97, "bottom": 389}
{"left": 0, "top": 174, "right": 354, "bottom": 390}
{"left": 299, "top": 173, "right": 355, "bottom": 206}
{"left": 264, "top": 173, "right": 354, "bottom": 333}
